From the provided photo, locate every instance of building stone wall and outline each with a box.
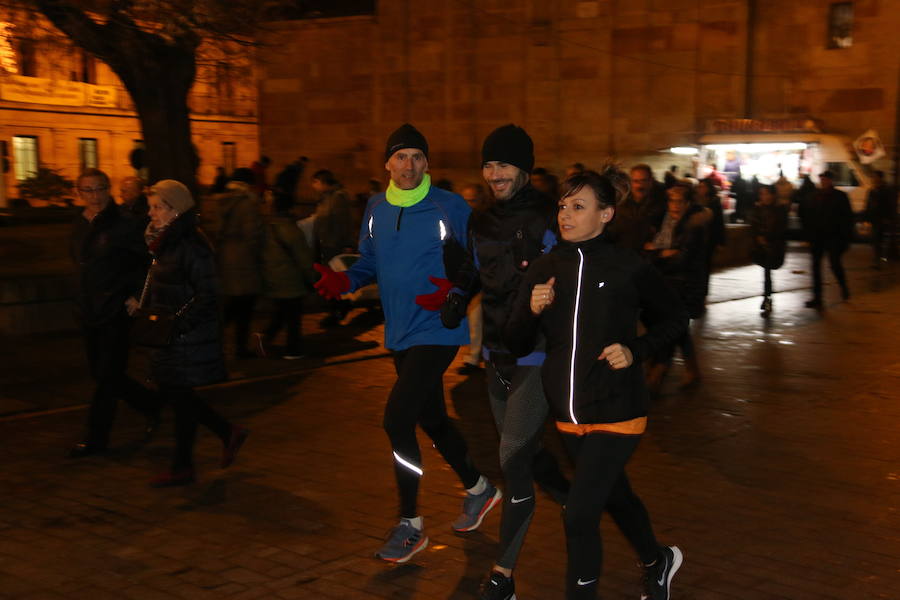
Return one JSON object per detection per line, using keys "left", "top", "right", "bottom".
{"left": 258, "top": 0, "right": 899, "bottom": 193}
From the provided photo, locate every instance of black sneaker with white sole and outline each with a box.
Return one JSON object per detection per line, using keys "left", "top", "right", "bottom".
{"left": 479, "top": 571, "right": 516, "bottom": 600}
{"left": 641, "top": 545, "right": 683, "bottom": 600}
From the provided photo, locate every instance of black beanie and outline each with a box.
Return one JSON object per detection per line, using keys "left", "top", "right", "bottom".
{"left": 482, "top": 124, "right": 534, "bottom": 173}
{"left": 385, "top": 123, "right": 429, "bottom": 161}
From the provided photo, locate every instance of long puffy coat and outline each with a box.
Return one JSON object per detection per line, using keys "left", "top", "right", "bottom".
{"left": 146, "top": 213, "right": 226, "bottom": 388}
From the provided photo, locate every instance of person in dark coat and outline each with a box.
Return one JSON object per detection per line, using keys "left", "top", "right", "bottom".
{"left": 211, "top": 167, "right": 229, "bottom": 194}
{"left": 695, "top": 177, "right": 726, "bottom": 298}
{"left": 256, "top": 193, "right": 316, "bottom": 359}
{"left": 273, "top": 156, "right": 308, "bottom": 208}
{"left": 748, "top": 184, "right": 788, "bottom": 315}
{"left": 504, "top": 169, "right": 686, "bottom": 600}
{"left": 132, "top": 180, "right": 248, "bottom": 487}
{"left": 312, "top": 169, "right": 355, "bottom": 327}
{"left": 865, "top": 170, "right": 897, "bottom": 267}
{"left": 606, "top": 164, "right": 667, "bottom": 252}
{"left": 69, "top": 168, "right": 159, "bottom": 458}
{"left": 120, "top": 176, "right": 149, "bottom": 223}
{"left": 214, "top": 168, "right": 263, "bottom": 358}
{"left": 644, "top": 182, "right": 710, "bottom": 390}
{"left": 799, "top": 170, "right": 853, "bottom": 308}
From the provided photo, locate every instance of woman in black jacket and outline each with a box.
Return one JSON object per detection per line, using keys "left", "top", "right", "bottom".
{"left": 505, "top": 171, "right": 687, "bottom": 600}
{"left": 748, "top": 184, "right": 788, "bottom": 315}
{"left": 644, "top": 182, "right": 710, "bottom": 390}
{"left": 131, "top": 180, "right": 249, "bottom": 487}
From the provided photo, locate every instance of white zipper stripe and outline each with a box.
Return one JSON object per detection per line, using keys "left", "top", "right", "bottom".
{"left": 569, "top": 248, "right": 585, "bottom": 424}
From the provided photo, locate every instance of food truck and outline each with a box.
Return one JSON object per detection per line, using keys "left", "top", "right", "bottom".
{"left": 698, "top": 119, "right": 871, "bottom": 212}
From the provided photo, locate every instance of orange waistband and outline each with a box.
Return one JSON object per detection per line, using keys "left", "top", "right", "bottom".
{"left": 556, "top": 416, "right": 647, "bottom": 436}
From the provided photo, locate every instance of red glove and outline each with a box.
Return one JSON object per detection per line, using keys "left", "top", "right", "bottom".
{"left": 415, "top": 276, "right": 453, "bottom": 311}
{"left": 313, "top": 263, "right": 351, "bottom": 300}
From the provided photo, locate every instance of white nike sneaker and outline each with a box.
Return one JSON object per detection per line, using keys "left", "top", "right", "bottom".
{"left": 641, "top": 545, "right": 683, "bottom": 600}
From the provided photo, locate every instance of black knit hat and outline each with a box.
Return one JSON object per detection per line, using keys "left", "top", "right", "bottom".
{"left": 482, "top": 124, "right": 534, "bottom": 173}
{"left": 385, "top": 123, "right": 429, "bottom": 161}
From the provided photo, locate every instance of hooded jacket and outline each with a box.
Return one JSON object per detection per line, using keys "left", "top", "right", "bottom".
{"left": 505, "top": 234, "right": 687, "bottom": 425}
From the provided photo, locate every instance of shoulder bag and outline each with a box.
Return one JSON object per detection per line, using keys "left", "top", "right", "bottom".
{"left": 131, "top": 258, "right": 194, "bottom": 347}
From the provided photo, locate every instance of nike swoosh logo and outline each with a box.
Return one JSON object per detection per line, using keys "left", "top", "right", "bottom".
{"left": 510, "top": 496, "right": 532, "bottom": 504}
{"left": 657, "top": 555, "right": 668, "bottom": 586}
{"left": 598, "top": 281, "right": 605, "bottom": 288}
{"left": 577, "top": 578, "right": 597, "bottom": 586}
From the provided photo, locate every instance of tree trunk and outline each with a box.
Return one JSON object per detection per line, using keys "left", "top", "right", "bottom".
{"left": 34, "top": 0, "right": 200, "bottom": 193}
{"left": 120, "top": 64, "right": 198, "bottom": 193}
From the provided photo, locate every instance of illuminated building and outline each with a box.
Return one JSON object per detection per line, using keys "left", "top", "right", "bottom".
{"left": 0, "top": 8, "right": 259, "bottom": 207}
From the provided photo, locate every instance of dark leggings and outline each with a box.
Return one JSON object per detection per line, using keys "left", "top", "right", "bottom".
{"left": 384, "top": 345, "right": 481, "bottom": 518}
{"left": 83, "top": 319, "right": 159, "bottom": 447}
{"left": 223, "top": 295, "right": 258, "bottom": 354}
{"left": 561, "top": 432, "right": 660, "bottom": 600}
{"left": 763, "top": 267, "right": 773, "bottom": 297}
{"left": 265, "top": 296, "right": 304, "bottom": 354}
{"left": 165, "top": 386, "right": 232, "bottom": 471}
{"left": 658, "top": 328, "right": 695, "bottom": 366}
{"left": 810, "top": 242, "right": 848, "bottom": 301}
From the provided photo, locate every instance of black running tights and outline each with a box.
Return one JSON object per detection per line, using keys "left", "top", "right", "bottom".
{"left": 561, "top": 432, "right": 660, "bottom": 600}
{"left": 384, "top": 345, "right": 480, "bottom": 519}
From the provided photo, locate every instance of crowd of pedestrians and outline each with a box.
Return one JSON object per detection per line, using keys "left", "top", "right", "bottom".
{"left": 65, "top": 122, "right": 896, "bottom": 600}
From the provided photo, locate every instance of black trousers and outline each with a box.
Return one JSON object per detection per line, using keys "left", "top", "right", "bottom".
{"left": 81, "top": 317, "right": 158, "bottom": 448}
{"left": 265, "top": 296, "right": 304, "bottom": 354}
{"left": 223, "top": 294, "right": 258, "bottom": 354}
{"left": 384, "top": 345, "right": 480, "bottom": 518}
{"left": 164, "top": 386, "right": 231, "bottom": 470}
{"left": 810, "top": 242, "right": 848, "bottom": 301}
{"left": 560, "top": 432, "right": 660, "bottom": 600}
{"left": 763, "top": 267, "right": 773, "bottom": 297}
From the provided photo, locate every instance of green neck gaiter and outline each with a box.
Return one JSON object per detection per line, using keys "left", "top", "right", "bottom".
{"left": 386, "top": 173, "right": 431, "bottom": 207}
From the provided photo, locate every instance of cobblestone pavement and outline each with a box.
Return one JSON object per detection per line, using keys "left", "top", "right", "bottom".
{"left": 1, "top": 244, "right": 898, "bottom": 599}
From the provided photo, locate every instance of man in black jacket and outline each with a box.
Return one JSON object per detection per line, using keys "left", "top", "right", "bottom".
{"left": 606, "top": 164, "right": 667, "bottom": 252}
{"left": 445, "top": 124, "right": 569, "bottom": 600}
{"left": 70, "top": 168, "right": 159, "bottom": 457}
{"left": 799, "top": 170, "right": 853, "bottom": 308}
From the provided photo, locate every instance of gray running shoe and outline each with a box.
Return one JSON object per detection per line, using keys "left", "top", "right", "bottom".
{"left": 452, "top": 482, "right": 502, "bottom": 532}
{"left": 375, "top": 519, "right": 429, "bottom": 563}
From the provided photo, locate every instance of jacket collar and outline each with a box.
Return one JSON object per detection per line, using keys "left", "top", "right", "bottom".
{"left": 491, "top": 183, "right": 552, "bottom": 215}
{"left": 557, "top": 231, "right": 611, "bottom": 253}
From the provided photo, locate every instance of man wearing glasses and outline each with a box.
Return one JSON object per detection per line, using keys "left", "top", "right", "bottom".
{"left": 69, "top": 168, "right": 160, "bottom": 457}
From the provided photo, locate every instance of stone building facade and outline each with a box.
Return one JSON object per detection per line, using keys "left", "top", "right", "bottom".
{"left": 256, "top": 0, "right": 899, "bottom": 192}
{"left": 0, "top": 7, "right": 259, "bottom": 207}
